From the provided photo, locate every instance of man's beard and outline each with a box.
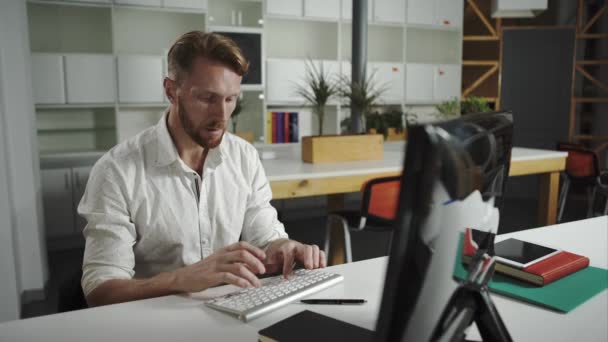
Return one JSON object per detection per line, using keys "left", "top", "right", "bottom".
{"left": 177, "top": 98, "right": 225, "bottom": 149}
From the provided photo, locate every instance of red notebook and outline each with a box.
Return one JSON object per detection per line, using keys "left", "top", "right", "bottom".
{"left": 462, "top": 228, "right": 589, "bottom": 286}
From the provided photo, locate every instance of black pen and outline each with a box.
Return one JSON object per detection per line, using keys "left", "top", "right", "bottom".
{"left": 300, "top": 299, "right": 366, "bottom": 305}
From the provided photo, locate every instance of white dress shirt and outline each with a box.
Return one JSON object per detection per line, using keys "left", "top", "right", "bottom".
{"left": 79, "top": 114, "right": 288, "bottom": 296}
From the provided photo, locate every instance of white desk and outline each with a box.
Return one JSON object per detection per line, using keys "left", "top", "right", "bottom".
{"left": 1, "top": 216, "right": 605, "bottom": 341}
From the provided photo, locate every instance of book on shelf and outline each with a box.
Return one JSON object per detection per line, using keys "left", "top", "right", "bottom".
{"left": 267, "top": 111, "right": 299, "bottom": 144}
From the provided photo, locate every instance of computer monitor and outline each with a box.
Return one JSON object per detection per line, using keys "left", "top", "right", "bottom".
{"left": 374, "top": 111, "right": 513, "bottom": 341}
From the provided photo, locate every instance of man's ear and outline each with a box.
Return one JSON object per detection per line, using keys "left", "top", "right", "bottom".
{"left": 163, "top": 77, "right": 176, "bottom": 104}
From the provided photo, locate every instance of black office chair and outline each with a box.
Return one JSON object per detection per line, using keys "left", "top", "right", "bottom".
{"left": 324, "top": 176, "right": 401, "bottom": 263}
{"left": 57, "top": 268, "right": 87, "bottom": 313}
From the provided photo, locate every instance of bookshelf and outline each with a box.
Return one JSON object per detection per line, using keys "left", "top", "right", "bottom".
{"left": 27, "top": 0, "right": 463, "bottom": 154}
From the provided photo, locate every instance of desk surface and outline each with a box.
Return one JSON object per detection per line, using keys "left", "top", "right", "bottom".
{"left": 0, "top": 216, "right": 605, "bottom": 341}
{"left": 261, "top": 142, "right": 567, "bottom": 181}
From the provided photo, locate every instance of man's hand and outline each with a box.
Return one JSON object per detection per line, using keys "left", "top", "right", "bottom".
{"left": 172, "top": 241, "right": 267, "bottom": 292}
{"left": 264, "top": 239, "right": 327, "bottom": 278}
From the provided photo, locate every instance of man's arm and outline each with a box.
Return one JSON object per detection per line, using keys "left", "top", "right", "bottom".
{"left": 86, "top": 241, "right": 269, "bottom": 307}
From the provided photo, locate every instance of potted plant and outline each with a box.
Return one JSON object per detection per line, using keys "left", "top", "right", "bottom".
{"left": 293, "top": 59, "right": 338, "bottom": 136}
{"left": 300, "top": 71, "right": 386, "bottom": 164}
{"left": 230, "top": 96, "right": 254, "bottom": 143}
{"left": 461, "top": 96, "right": 492, "bottom": 114}
{"left": 435, "top": 97, "right": 461, "bottom": 120}
{"left": 339, "top": 71, "right": 387, "bottom": 134}
{"left": 383, "top": 109, "right": 404, "bottom": 138}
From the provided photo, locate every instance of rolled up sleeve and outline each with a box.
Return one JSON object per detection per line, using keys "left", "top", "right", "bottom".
{"left": 79, "top": 161, "right": 137, "bottom": 297}
{"left": 241, "top": 152, "right": 288, "bottom": 249}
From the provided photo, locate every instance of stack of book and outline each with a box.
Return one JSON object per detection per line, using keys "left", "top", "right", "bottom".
{"left": 266, "top": 111, "right": 299, "bottom": 144}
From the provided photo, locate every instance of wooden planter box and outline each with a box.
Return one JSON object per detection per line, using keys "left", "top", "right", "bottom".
{"left": 234, "top": 131, "right": 254, "bottom": 143}
{"left": 301, "top": 134, "right": 384, "bottom": 163}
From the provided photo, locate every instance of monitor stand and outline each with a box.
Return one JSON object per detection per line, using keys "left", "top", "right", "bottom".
{"left": 430, "top": 251, "right": 512, "bottom": 342}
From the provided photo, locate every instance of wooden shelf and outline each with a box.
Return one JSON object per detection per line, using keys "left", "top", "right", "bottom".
{"left": 463, "top": 35, "right": 499, "bottom": 41}
{"left": 463, "top": 60, "right": 498, "bottom": 66}
{"left": 577, "top": 34, "right": 608, "bottom": 39}
{"left": 574, "top": 97, "right": 608, "bottom": 103}
{"left": 576, "top": 60, "right": 608, "bottom": 65}
{"left": 573, "top": 135, "right": 608, "bottom": 141}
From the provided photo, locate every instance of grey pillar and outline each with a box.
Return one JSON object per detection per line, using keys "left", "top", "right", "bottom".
{"left": 350, "top": 0, "right": 368, "bottom": 134}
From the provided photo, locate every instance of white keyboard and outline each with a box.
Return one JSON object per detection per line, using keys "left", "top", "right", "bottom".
{"left": 205, "top": 269, "right": 344, "bottom": 322}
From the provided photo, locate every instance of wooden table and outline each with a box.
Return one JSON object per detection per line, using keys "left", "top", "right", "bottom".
{"left": 261, "top": 143, "right": 567, "bottom": 264}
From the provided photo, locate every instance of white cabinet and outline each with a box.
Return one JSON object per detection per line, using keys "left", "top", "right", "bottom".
{"left": 407, "top": 0, "right": 463, "bottom": 29}
{"left": 163, "top": 0, "right": 207, "bottom": 10}
{"left": 64, "top": 54, "right": 115, "bottom": 104}
{"left": 114, "top": 0, "right": 162, "bottom": 6}
{"left": 406, "top": 63, "right": 461, "bottom": 103}
{"left": 31, "top": 54, "right": 66, "bottom": 105}
{"left": 434, "top": 64, "right": 461, "bottom": 101}
{"left": 41, "top": 166, "right": 92, "bottom": 238}
{"left": 374, "top": 0, "right": 405, "bottom": 24}
{"left": 369, "top": 62, "right": 403, "bottom": 104}
{"left": 407, "top": 0, "right": 434, "bottom": 25}
{"left": 406, "top": 64, "right": 434, "bottom": 102}
{"left": 117, "top": 55, "right": 164, "bottom": 103}
{"left": 266, "top": 58, "right": 307, "bottom": 104}
{"left": 436, "top": 0, "right": 463, "bottom": 29}
{"left": 265, "top": 0, "right": 302, "bottom": 17}
{"left": 341, "top": 0, "right": 373, "bottom": 21}
{"left": 41, "top": 169, "right": 75, "bottom": 238}
{"left": 304, "top": 0, "right": 340, "bottom": 20}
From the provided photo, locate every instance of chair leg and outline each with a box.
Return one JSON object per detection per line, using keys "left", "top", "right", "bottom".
{"left": 324, "top": 217, "right": 333, "bottom": 266}
{"left": 342, "top": 222, "right": 353, "bottom": 264}
{"left": 557, "top": 177, "right": 570, "bottom": 223}
{"left": 603, "top": 196, "right": 608, "bottom": 216}
{"left": 587, "top": 186, "right": 597, "bottom": 218}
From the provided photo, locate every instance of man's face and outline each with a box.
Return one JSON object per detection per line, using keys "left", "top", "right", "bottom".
{"left": 169, "top": 57, "right": 242, "bottom": 149}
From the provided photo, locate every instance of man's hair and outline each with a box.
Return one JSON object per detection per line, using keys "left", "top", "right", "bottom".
{"left": 167, "top": 31, "right": 249, "bottom": 82}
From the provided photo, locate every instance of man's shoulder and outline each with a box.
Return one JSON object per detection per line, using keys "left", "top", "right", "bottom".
{"left": 92, "top": 126, "right": 157, "bottom": 176}
{"left": 222, "top": 132, "right": 259, "bottom": 160}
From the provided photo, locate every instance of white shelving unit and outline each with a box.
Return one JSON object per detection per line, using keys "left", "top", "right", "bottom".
{"left": 27, "top": 0, "right": 463, "bottom": 154}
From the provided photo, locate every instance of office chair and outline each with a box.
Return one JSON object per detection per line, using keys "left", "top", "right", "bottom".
{"left": 57, "top": 268, "right": 87, "bottom": 313}
{"left": 557, "top": 142, "right": 608, "bottom": 222}
{"left": 324, "top": 176, "right": 401, "bottom": 263}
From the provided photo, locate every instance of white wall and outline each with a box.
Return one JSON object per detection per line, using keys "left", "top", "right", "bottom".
{"left": 0, "top": 49, "right": 21, "bottom": 323}
{"left": 0, "top": 0, "right": 49, "bottom": 321}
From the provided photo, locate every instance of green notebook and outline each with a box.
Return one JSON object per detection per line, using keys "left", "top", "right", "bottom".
{"left": 453, "top": 235, "right": 608, "bottom": 313}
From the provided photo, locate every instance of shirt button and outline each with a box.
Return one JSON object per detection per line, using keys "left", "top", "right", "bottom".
{"left": 202, "top": 239, "right": 208, "bottom": 245}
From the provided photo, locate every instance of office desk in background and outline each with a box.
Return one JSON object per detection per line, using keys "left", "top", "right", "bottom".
{"left": 263, "top": 143, "right": 567, "bottom": 264}
{"left": 0, "top": 216, "right": 604, "bottom": 342}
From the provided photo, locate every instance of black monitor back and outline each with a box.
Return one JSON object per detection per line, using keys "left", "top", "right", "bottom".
{"left": 374, "top": 111, "right": 513, "bottom": 342}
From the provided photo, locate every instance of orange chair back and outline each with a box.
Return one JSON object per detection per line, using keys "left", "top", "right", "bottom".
{"left": 362, "top": 176, "right": 401, "bottom": 221}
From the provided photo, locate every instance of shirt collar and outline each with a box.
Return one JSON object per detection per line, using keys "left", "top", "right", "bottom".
{"left": 155, "top": 111, "right": 225, "bottom": 169}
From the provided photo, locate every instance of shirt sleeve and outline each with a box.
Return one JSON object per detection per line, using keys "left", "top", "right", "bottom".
{"left": 240, "top": 149, "right": 288, "bottom": 249}
{"left": 79, "top": 159, "right": 137, "bottom": 297}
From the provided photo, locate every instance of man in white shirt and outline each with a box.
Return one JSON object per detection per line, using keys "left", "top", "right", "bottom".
{"left": 80, "top": 31, "right": 326, "bottom": 307}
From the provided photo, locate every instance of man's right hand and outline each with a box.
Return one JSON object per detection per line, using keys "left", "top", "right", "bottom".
{"left": 171, "top": 241, "right": 267, "bottom": 293}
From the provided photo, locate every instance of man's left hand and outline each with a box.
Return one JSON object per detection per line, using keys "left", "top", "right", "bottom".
{"left": 264, "top": 239, "right": 326, "bottom": 278}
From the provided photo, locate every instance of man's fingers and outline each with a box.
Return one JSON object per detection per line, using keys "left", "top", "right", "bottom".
{"left": 217, "top": 272, "right": 253, "bottom": 289}
{"left": 302, "top": 245, "right": 314, "bottom": 269}
{"left": 319, "top": 250, "right": 327, "bottom": 268}
{"left": 282, "top": 250, "right": 295, "bottom": 279}
{"left": 223, "top": 241, "right": 266, "bottom": 260}
{"left": 311, "top": 244, "right": 320, "bottom": 268}
{"left": 220, "top": 263, "right": 261, "bottom": 287}
{"left": 222, "top": 249, "right": 266, "bottom": 274}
